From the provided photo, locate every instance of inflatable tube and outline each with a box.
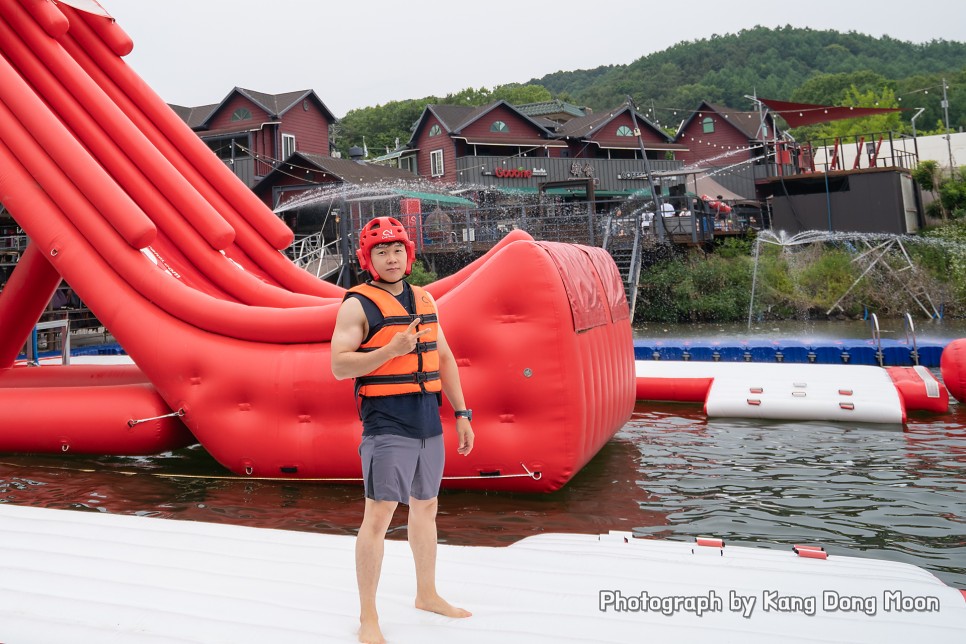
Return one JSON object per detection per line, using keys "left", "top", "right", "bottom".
{"left": 73, "top": 4, "right": 133, "bottom": 56}
{"left": 21, "top": 0, "right": 69, "bottom": 39}
{"left": 0, "top": 48, "right": 318, "bottom": 308}
{"left": 57, "top": 12, "right": 342, "bottom": 303}
{"left": 0, "top": 363, "right": 149, "bottom": 387}
{"left": 940, "top": 338, "right": 966, "bottom": 403}
{"left": 0, "top": 382, "right": 194, "bottom": 455}
{"left": 0, "top": 244, "right": 63, "bottom": 368}
{"left": 886, "top": 366, "right": 950, "bottom": 414}
{"left": 61, "top": 5, "right": 295, "bottom": 253}
{"left": 0, "top": 23, "right": 155, "bottom": 249}
{"left": 0, "top": 3, "right": 233, "bottom": 250}
{"left": 635, "top": 362, "right": 713, "bottom": 402}
{"left": 0, "top": 136, "right": 340, "bottom": 344}
{"left": 0, "top": 362, "right": 193, "bottom": 455}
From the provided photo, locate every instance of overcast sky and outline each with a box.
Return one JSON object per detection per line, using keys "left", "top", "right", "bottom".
{"left": 104, "top": 0, "right": 966, "bottom": 117}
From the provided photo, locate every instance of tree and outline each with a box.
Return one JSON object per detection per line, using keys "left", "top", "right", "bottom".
{"left": 490, "top": 84, "right": 553, "bottom": 105}
{"left": 913, "top": 161, "right": 966, "bottom": 221}
{"left": 913, "top": 159, "right": 946, "bottom": 219}
{"left": 335, "top": 98, "right": 431, "bottom": 158}
{"left": 790, "top": 70, "right": 892, "bottom": 106}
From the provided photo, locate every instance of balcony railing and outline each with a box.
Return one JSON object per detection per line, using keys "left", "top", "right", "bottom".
{"left": 799, "top": 132, "right": 919, "bottom": 173}
{"left": 455, "top": 156, "right": 684, "bottom": 194}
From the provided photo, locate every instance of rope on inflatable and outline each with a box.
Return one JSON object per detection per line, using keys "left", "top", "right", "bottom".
{"left": 126, "top": 408, "right": 185, "bottom": 427}
{"left": 0, "top": 461, "right": 543, "bottom": 483}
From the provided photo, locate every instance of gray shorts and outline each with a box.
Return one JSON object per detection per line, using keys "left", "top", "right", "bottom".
{"left": 359, "top": 434, "right": 445, "bottom": 503}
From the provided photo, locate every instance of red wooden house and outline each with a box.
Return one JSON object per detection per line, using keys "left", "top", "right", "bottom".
{"left": 407, "top": 101, "right": 567, "bottom": 184}
{"left": 395, "top": 101, "right": 685, "bottom": 195}
{"left": 673, "top": 101, "right": 775, "bottom": 168}
{"left": 171, "top": 87, "right": 336, "bottom": 188}
{"left": 556, "top": 105, "right": 684, "bottom": 161}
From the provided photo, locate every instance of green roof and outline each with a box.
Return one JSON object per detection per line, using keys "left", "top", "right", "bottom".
{"left": 397, "top": 190, "right": 476, "bottom": 206}
{"left": 492, "top": 186, "right": 538, "bottom": 194}
{"left": 542, "top": 188, "right": 650, "bottom": 198}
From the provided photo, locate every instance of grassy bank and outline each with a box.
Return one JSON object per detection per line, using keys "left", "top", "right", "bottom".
{"left": 635, "top": 221, "right": 966, "bottom": 323}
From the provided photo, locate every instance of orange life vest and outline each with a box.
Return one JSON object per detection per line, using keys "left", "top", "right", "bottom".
{"left": 347, "top": 282, "right": 441, "bottom": 397}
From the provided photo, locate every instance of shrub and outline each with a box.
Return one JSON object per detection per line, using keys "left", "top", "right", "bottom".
{"left": 407, "top": 260, "right": 438, "bottom": 286}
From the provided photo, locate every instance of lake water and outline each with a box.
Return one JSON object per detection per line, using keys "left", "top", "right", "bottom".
{"left": 1, "top": 320, "right": 964, "bottom": 590}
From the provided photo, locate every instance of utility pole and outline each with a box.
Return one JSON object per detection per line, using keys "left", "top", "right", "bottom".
{"left": 942, "top": 78, "right": 954, "bottom": 177}
{"left": 626, "top": 95, "right": 668, "bottom": 242}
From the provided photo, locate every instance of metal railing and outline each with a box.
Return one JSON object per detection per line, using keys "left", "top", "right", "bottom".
{"left": 289, "top": 231, "right": 342, "bottom": 279}
{"left": 24, "top": 318, "right": 71, "bottom": 366}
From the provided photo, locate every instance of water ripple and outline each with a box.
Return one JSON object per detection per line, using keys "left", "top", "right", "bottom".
{"left": 624, "top": 406, "right": 966, "bottom": 587}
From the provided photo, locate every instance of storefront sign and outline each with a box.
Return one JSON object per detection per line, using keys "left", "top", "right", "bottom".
{"left": 495, "top": 167, "right": 532, "bottom": 179}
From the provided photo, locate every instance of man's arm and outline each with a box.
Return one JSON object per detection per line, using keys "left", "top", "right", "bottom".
{"left": 330, "top": 297, "right": 431, "bottom": 381}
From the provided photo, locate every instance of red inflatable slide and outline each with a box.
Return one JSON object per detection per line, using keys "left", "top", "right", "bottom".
{"left": 0, "top": 0, "right": 634, "bottom": 492}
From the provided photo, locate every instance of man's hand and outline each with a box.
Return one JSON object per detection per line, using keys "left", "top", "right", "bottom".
{"left": 456, "top": 419, "right": 474, "bottom": 456}
{"left": 386, "top": 318, "right": 431, "bottom": 358}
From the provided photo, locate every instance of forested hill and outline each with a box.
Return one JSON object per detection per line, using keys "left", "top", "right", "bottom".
{"left": 335, "top": 27, "right": 966, "bottom": 156}
{"left": 529, "top": 26, "right": 966, "bottom": 131}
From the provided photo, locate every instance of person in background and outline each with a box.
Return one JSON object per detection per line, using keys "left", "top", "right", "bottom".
{"left": 330, "top": 216, "right": 475, "bottom": 644}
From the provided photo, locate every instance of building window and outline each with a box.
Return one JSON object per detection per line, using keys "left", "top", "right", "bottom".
{"left": 702, "top": 117, "right": 715, "bottom": 134}
{"left": 206, "top": 136, "right": 248, "bottom": 160}
{"left": 282, "top": 133, "right": 296, "bottom": 159}
{"left": 430, "top": 149, "right": 444, "bottom": 177}
{"left": 231, "top": 108, "right": 252, "bottom": 121}
{"left": 490, "top": 120, "right": 509, "bottom": 133}
{"left": 616, "top": 125, "right": 633, "bottom": 137}
{"left": 429, "top": 124, "right": 441, "bottom": 137}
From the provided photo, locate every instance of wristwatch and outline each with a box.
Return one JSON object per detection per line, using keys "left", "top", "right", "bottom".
{"left": 454, "top": 409, "right": 473, "bottom": 421}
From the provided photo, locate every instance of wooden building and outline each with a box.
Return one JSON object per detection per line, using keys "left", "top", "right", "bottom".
{"left": 757, "top": 167, "right": 923, "bottom": 235}
{"left": 391, "top": 100, "right": 686, "bottom": 197}
{"left": 171, "top": 87, "right": 336, "bottom": 188}
{"left": 252, "top": 151, "right": 419, "bottom": 229}
{"left": 673, "top": 101, "right": 785, "bottom": 198}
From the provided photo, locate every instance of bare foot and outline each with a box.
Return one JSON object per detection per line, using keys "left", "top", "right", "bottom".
{"left": 415, "top": 594, "right": 472, "bottom": 618}
{"left": 359, "top": 617, "right": 386, "bottom": 644}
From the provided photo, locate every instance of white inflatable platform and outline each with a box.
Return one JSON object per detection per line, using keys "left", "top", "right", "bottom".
{"left": 636, "top": 361, "right": 920, "bottom": 423}
{"left": 0, "top": 504, "right": 963, "bottom": 643}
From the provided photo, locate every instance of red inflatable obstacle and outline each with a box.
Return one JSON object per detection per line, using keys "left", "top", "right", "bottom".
{"left": 0, "top": 364, "right": 195, "bottom": 455}
{"left": 941, "top": 338, "right": 966, "bottom": 404}
{"left": 0, "top": 1, "right": 634, "bottom": 492}
{"left": 886, "top": 366, "right": 951, "bottom": 414}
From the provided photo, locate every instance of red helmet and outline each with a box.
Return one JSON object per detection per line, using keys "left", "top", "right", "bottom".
{"left": 356, "top": 216, "right": 416, "bottom": 281}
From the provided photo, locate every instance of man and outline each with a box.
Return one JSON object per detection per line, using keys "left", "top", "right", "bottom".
{"left": 330, "top": 217, "right": 475, "bottom": 644}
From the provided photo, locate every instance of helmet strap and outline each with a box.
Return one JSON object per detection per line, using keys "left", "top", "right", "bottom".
{"left": 373, "top": 275, "right": 406, "bottom": 285}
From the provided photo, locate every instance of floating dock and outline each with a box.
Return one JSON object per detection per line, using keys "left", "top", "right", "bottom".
{"left": 1, "top": 504, "right": 964, "bottom": 643}
{"left": 634, "top": 338, "right": 948, "bottom": 367}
